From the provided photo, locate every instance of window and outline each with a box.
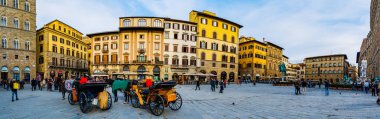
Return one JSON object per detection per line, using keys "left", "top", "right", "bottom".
{"left": 190, "top": 47, "right": 196, "bottom": 53}
{"left": 13, "top": 39, "right": 19, "bottom": 49}
{"left": 191, "top": 26, "right": 197, "bottom": 32}
{"left": 212, "top": 32, "right": 217, "bottom": 39}
{"left": 52, "top": 45, "right": 57, "bottom": 53}
{"left": 123, "top": 19, "right": 131, "bottom": 27}
{"left": 173, "top": 45, "right": 178, "bottom": 52}
{"left": 102, "top": 36, "right": 108, "bottom": 41}
{"left": 164, "top": 32, "right": 169, "bottom": 39}
{"left": 231, "top": 26, "right": 236, "bottom": 32}
{"left": 174, "top": 33, "right": 178, "bottom": 39}
{"left": 139, "top": 35, "right": 145, "bottom": 39}
{"left": 139, "top": 43, "right": 144, "bottom": 49}
{"left": 111, "top": 43, "right": 117, "bottom": 49}
{"left": 25, "top": 41, "right": 30, "bottom": 50}
{"left": 138, "top": 19, "right": 146, "bottom": 26}
{"left": 111, "top": 36, "right": 118, "bottom": 40}
{"left": 223, "top": 23, "right": 228, "bottom": 29}
{"left": 231, "top": 36, "right": 235, "bottom": 43}
{"left": 1, "top": 36, "right": 6, "bottom": 48}
{"left": 164, "top": 23, "right": 171, "bottom": 29}
{"left": 124, "top": 35, "right": 129, "bottom": 40}
{"left": 211, "top": 43, "right": 218, "bottom": 50}
{"left": 52, "top": 35, "right": 57, "bottom": 41}
{"left": 60, "top": 47, "right": 64, "bottom": 54}
{"left": 223, "top": 34, "right": 227, "bottom": 41}
{"left": 103, "top": 44, "right": 108, "bottom": 51}
{"left": 191, "top": 35, "right": 197, "bottom": 41}
{"left": 2, "top": 54, "right": 6, "bottom": 59}
{"left": 15, "top": 55, "right": 18, "bottom": 59}
{"left": 212, "top": 21, "right": 218, "bottom": 27}
{"left": 13, "top": 18, "right": 19, "bottom": 28}
{"left": 154, "top": 43, "right": 159, "bottom": 50}
{"left": 60, "top": 38, "right": 64, "bottom": 44}
{"left": 13, "top": 0, "right": 18, "bottom": 8}
{"left": 39, "top": 45, "right": 43, "bottom": 52}
{"left": 164, "top": 44, "right": 169, "bottom": 51}
{"left": 153, "top": 20, "right": 162, "bottom": 27}
{"left": 0, "top": 0, "right": 6, "bottom": 6}
{"left": 155, "top": 35, "right": 160, "bottom": 40}
{"left": 182, "top": 46, "right": 188, "bottom": 53}
{"left": 183, "top": 34, "right": 188, "bottom": 40}
{"left": 95, "top": 45, "right": 100, "bottom": 50}
{"left": 66, "top": 48, "right": 70, "bottom": 55}
{"left": 1, "top": 16, "right": 6, "bottom": 26}
{"left": 200, "top": 41, "right": 207, "bottom": 49}
{"left": 201, "top": 18, "right": 207, "bottom": 24}
{"left": 202, "top": 30, "right": 206, "bottom": 37}
{"left": 201, "top": 52, "right": 205, "bottom": 60}
{"left": 173, "top": 23, "right": 179, "bottom": 30}
{"left": 124, "top": 43, "right": 129, "bottom": 50}
{"left": 24, "top": 21, "right": 30, "bottom": 31}
{"left": 212, "top": 54, "right": 217, "bottom": 61}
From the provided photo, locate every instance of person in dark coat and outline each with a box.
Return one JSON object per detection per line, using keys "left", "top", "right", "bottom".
{"left": 301, "top": 79, "right": 307, "bottom": 94}
{"left": 210, "top": 79, "right": 215, "bottom": 92}
{"left": 219, "top": 80, "right": 224, "bottom": 93}
{"left": 31, "top": 78, "right": 37, "bottom": 91}
{"left": 324, "top": 79, "right": 330, "bottom": 96}
{"left": 60, "top": 78, "right": 66, "bottom": 99}
{"left": 195, "top": 79, "right": 200, "bottom": 91}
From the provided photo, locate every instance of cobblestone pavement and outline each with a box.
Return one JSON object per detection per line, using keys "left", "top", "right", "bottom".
{"left": 0, "top": 83, "right": 379, "bottom": 119}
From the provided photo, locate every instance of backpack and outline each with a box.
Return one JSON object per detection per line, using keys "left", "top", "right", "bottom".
{"left": 13, "top": 82, "right": 19, "bottom": 90}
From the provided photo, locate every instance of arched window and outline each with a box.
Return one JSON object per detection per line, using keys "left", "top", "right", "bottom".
{"left": 333, "top": 63, "right": 336, "bottom": 67}
{"left": 212, "top": 54, "right": 217, "bottom": 61}
{"left": 138, "top": 19, "right": 146, "bottom": 26}
{"left": 231, "top": 36, "right": 235, "bottom": 43}
{"left": 324, "top": 70, "right": 327, "bottom": 74}
{"left": 212, "top": 32, "right": 217, "bottom": 39}
{"left": 1, "top": 36, "right": 6, "bottom": 48}
{"left": 123, "top": 19, "right": 130, "bottom": 27}
{"left": 25, "top": 41, "right": 30, "bottom": 50}
{"left": 24, "top": 1, "right": 29, "bottom": 11}
{"left": 13, "top": 39, "right": 19, "bottom": 49}
{"left": 201, "top": 30, "right": 206, "bottom": 37}
{"left": 333, "top": 70, "right": 336, "bottom": 74}
{"left": 1, "top": 0, "right": 7, "bottom": 6}
{"left": 13, "top": 18, "right": 19, "bottom": 28}
{"left": 201, "top": 52, "right": 205, "bottom": 60}
{"left": 24, "top": 21, "right": 30, "bottom": 31}
{"left": 329, "top": 63, "right": 332, "bottom": 67}
{"left": 338, "top": 70, "right": 342, "bottom": 73}
{"left": 329, "top": 70, "right": 332, "bottom": 74}
{"left": 153, "top": 19, "right": 162, "bottom": 27}
{"left": 1, "top": 16, "right": 6, "bottom": 26}
{"left": 223, "top": 34, "right": 227, "bottom": 41}
{"left": 324, "top": 63, "right": 327, "bottom": 67}
{"left": 13, "top": 0, "right": 18, "bottom": 8}
{"left": 200, "top": 41, "right": 207, "bottom": 49}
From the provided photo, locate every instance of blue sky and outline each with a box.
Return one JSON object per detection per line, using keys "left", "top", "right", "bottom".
{"left": 36, "top": 0, "right": 370, "bottom": 65}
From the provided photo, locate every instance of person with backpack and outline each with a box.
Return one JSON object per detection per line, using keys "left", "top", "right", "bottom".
{"left": 10, "top": 79, "right": 19, "bottom": 102}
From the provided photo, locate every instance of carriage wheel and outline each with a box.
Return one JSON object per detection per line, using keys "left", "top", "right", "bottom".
{"left": 377, "top": 98, "right": 380, "bottom": 105}
{"left": 79, "top": 92, "right": 90, "bottom": 113}
{"left": 169, "top": 92, "right": 182, "bottom": 111}
{"left": 104, "top": 91, "right": 112, "bottom": 110}
{"left": 148, "top": 94, "right": 165, "bottom": 116}
{"left": 131, "top": 93, "right": 140, "bottom": 108}
{"left": 68, "top": 93, "right": 75, "bottom": 105}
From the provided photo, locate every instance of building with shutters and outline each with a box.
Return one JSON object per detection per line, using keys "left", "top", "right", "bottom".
{"left": 304, "top": 54, "right": 349, "bottom": 83}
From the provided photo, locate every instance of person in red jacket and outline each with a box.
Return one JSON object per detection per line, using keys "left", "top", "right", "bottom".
{"left": 146, "top": 78, "right": 152, "bottom": 88}
{"left": 79, "top": 76, "right": 88, "bottom": 84}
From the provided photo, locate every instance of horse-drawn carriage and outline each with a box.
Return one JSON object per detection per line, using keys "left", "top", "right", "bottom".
{"left": 130, "top": 81, "right": 182, "bottom": 116}
{"left": 68, "top": 82, "right": 112, "bottom": 113}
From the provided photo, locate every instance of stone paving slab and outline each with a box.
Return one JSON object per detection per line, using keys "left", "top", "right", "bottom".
{"left": 0, "top": 84, "right": 379, "bottom": 119}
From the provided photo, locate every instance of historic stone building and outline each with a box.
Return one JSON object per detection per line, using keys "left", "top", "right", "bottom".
{"left": 88, "top": 17, "right": 165, "bottom": 80}
{"left": 36, "top": 20, "right": 89, "bottom": 80}
{"left": 265, "top": 42, "right": 284, "bottom": 80}
{"left": 304, "top": 54, "right": 349, "bottom": 83}
{"left": 190, "top": 10, "right": 242, "bottom": 82}
{"left": 1, "top": 0, "right": 36, "bottom": 81}
{"left": 163, "top": 18, "right": 199, "bottom": 83}
{"left": 357, "top": 0, "right": 380, "bottom": 80}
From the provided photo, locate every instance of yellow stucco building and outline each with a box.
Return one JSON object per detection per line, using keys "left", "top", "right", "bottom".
{"left": 36, "top": 20, "right": 89, "bottom": 79}
{"left": 189, "top": 10, "right": 242, "bottom": 82}
{"left": 238, "top": 36, "right": 267, "bottom": 80}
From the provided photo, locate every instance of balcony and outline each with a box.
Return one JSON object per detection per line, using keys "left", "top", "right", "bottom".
{"left": 102, "top": 49, "right": 109, "bottom": 53}
{"left": 171, "top": 65, "right": 197, "bottom": 69}
{"left": 48, "top": 62, "right": 66, "bottom": 68}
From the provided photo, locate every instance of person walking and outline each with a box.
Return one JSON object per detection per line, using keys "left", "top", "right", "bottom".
{"left": 253, "top": 79, "right": 256, "bottom": 86}
{"left": 10, "top": 79, "right": 19, "bottom": 102}
{"left": 65, "top": 76, "right": 74, "bottom": 98}
{"left": 31, "top": 78, "right": 36, "bottom": 91}
{"left": 210, "top": 79, "right": 215, "bottom": 92}
{"left": 301, "top": 79, "right": 307, "bottom": 95}
{"left": 324, "top": 79, "right": 330, "bottom": 96}
{"left": 364, "top": 80, "right": 370, "bottom": 94}
{"left": 371, "top": 82, "right": 377, "bottom": 96}
{"left": 224, "top": 79, "right": 227, "bottom": 88}
{"left": 296, "top": 80, "right": 301, "bottom": 95}
{"left": 219, "top": 80, "right": 224, "bottom": 93}
{"left": 195, "top": 79, "right": 200, "bottom": 91}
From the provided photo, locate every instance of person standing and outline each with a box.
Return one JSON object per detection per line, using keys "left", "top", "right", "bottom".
{"left": 364, "top": 80, "right": 370, "bottom": 94}
{"left": 219, "top": 80, "right": 224, "bottom": 93}
{"left": 301, "top": 79, "right": 307, "bottom": 95}
{"left": 60, "top": 78, "right": 66, "bottom": 100}
{"left": 31, "top": 78, "right": 36, "bottom": 91}
{"left": 371, "top": 82, "right": 377, "bottom": 96}
{"left": 253, "top": 79, "right": 256, "bottom": 86}
{"left": 223, "top": 79, "right": 227, "bottom": 88}
{"left": 210, "top": 78, "right": 215, "bottom": 92}
{"left": 318, "top": 81, "right": 321, "bottom": 88}
{"left": 296, "top": 80, "right": 301, "bottom": 95}
{"left": 195, "top": 79, "right": 200, "bottom": 91}
{"left": 324, "top": 79, "right": 330, "bottom": 96}
{"left": 65, "top": 76, "right": 74, "bottom": 97}
{"left": 10, "top": 79, "right": 19, "bottom": 102}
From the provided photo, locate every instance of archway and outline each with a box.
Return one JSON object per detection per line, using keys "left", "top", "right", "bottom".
{"left": 13, "top": 67, "right": 20, "bottom": 80}
{"left": 153, "top": 66, "right": 160, "bottom": 81}
{"left": 24, "top": 67, "right": 30, "bottom": 82}
{"left": 221, "top": 71, "right": 227, "bottom": 81}
{"left": 172, "top": 73, "right": 179, "bottom": 82}
{"left": 229, "top": 72, "right": 235, "bottom": 82}
{"left": 137, "top": 65, "right": 146, "bottom": 80}
{"left": 1, "top": 66, "right": 8, "bottom": 81}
